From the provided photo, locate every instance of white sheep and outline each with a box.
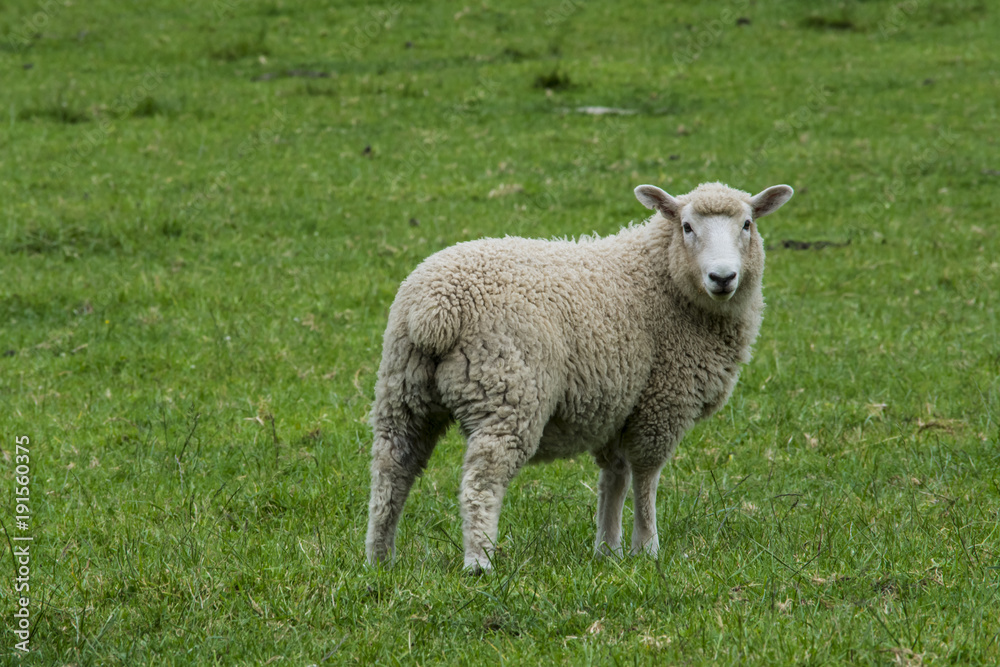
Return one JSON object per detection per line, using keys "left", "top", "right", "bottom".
{"left": 365, "top": 181, "right": 794, "bottom": 571}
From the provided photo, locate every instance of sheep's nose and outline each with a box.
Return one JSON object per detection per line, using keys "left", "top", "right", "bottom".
{"left": 709, "top": 271, "right": 737, "bottom": 288}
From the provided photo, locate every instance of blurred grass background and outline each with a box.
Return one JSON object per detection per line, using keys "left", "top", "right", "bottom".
{"left": 1, "top": 0, "right": 998, "bottom": 663}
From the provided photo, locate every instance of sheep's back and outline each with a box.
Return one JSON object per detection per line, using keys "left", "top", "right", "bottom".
{"left": 398, "top": 234, "right": 658, "bottom": 445}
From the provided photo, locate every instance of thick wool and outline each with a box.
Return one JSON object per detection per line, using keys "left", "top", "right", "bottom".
{"left": 366, "top": 181, "right": 792, "bottom": 571}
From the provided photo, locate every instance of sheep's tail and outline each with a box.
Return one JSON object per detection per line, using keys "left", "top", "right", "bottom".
{"left": 370, "top": 284, "right": 460, "bottom": 432}
{"left": 402, "top": 290, "right": 462, "bottom": 357}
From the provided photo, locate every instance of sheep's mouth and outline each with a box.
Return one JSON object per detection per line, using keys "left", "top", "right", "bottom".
{"left": 708, "top": 287, "right": 736, "bottom": 301}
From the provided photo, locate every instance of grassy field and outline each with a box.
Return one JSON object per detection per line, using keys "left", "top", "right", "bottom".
{"left": 1, "top": 0, "right": 999, "bottom": 663}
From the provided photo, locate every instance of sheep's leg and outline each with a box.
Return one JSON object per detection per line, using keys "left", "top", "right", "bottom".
{"left": 593, "top": 445, "right": 631, "bottom": 557}
{"left": 436, "top": 336, "right": 544, "bottom": 572}
{"left": 366, "top": 416, "right": 449, "bottom": 566}
{"left": 459, "top": 432, "right": 533, "bottom": 572}
{"left": 365, "top": 332, "right": 450, "bottom": 566}
{"left": 630, "top": 465, "right": 664, "bottom": 556}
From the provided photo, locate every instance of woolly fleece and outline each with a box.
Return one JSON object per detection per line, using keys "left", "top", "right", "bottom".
{"left": 366, "top": 181, "right": 792, "bottom": 571}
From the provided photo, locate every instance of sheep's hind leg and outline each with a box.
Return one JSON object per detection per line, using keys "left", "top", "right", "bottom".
{"left": 630, "top": 464, "right": 664, "bottom": 557}
{"left": 458, "top": 429, "right": 536, "bottom": 573}
{"left": 593, "top": 444, "right": 630, "bottom": 557}
{"left": 437, "top": 336, "right": 544, "bottom": 572}
{"left": 366, "top": 417, "right": 449, "bottom": 566}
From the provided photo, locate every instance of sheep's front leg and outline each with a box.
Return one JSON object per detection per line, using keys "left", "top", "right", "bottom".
{"left": 594, "top": 447, "right": 630, "bottom": 557}
{"left": 630, "top": 465, "right": 664, "bottom": 556}
{"left": 459, "top": 433, "right": 529, "bottom": 572}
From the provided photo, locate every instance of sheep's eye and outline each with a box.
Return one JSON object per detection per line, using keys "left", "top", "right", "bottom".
{"left": 743, "top": 219, "right": 752, "bottom": 231}
{"left": 682, "top": 222, "right": 693, "bottom": 234}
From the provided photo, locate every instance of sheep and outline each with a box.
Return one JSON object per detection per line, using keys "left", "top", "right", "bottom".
{"left": 365, "top": 181, "right": 794, "bottom": 572}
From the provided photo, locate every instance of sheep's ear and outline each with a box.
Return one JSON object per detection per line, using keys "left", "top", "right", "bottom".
{"left": 634, "top": 185, "right": 681, "bottom": 217}
{"left": 751, "top": 185, "right": 794, "bottom": 219}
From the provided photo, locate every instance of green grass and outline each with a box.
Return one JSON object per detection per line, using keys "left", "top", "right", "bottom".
{"left": 1, "top": 0, "right": 999, "bottom": 663}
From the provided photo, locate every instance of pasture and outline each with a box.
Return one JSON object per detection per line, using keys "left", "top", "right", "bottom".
{"left": 1, "top": 0, "right": 998, "bottom": 663}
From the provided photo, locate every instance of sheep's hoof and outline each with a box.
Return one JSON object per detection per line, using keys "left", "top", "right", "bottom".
{"left": 463, "top": 553, "right": 493, "bottom": 575}
{"left": 594, "top": 542, "right": 624, "bottom": 559}
{"left": 630, "top": 542, "right": 659, "bottom": 558}
{"left": 365, "top": 544, "right": 395, "bottom": 568}
{"left": 366, "top": 557, "right": 394, "bottom": 570}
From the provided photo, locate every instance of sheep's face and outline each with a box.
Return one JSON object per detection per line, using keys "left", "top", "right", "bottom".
{"left": 678, "top": 204, "right": 758, "bottom": 301}
{"left": 634, "top": 182, "right": 794, "bottom": 304}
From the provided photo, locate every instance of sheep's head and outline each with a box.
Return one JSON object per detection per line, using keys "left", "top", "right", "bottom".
{"left": 635, "top": 182, "right": 793, "bottom": 305}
